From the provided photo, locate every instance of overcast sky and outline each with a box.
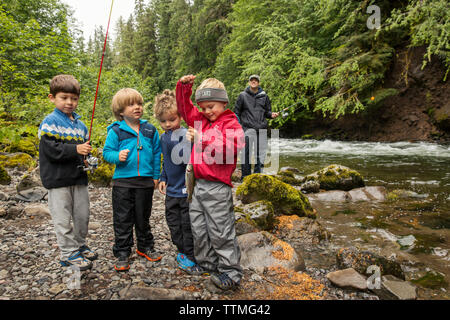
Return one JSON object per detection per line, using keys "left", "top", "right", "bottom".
{"left": 63, "top": 0, "right": 135, "bottom": 41}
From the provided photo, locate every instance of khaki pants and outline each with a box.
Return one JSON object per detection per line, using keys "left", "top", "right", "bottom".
{"left": 48, "top": 185, "right": 90, "bottom": 260}
{"left": 189, "top": 179, "right": 242, "bottom": 283}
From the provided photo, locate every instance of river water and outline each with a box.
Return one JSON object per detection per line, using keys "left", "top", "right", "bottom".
{"left": 264, "top": 139, "right": 450, "bottom": 299}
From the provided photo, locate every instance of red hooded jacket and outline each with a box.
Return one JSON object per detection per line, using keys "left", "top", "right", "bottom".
{"left": 176, "top": 80, "right": 244, "bottom": 187}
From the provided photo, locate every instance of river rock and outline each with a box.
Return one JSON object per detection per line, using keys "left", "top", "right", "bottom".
{"left": 299, "top": 180, "right": 320, "bottom": 194}
{"left": 0, "top": 191, "right": 9, "bottom": 201}
{"left": 371, "top": 275, "right": 417, "bottom": 300}
{"left": 48, "top": 283, "right": 67, "bottom": 296}
{"left": 17, "top": 167, "right": 42, "bottom": 192}
{"left": 397, "top": 235, "right": 416, "bottom": 248}
{"left": 386, "top": 189, "right": 427, "bottom": 200}
{"left": 348, "top": 186, "right": 387, "bottom": 201}
{"left": 306, "top": 190, "right": 350, "bottom": 202}
{"left": 119, "top": 286, "right": 195, "bottom": 300}
{"left": 275, "top": 215, "right": 330, "bottom": 244}
{"left": 336, "top": 247, "right": 405, "bottom": 280}
{"left": 279, "top": 167, "right": 303, "bottom": 175}
{"left": 23, "top": 204, "right": 50, "bottom": 217}
{"left": 237, "top": 231, "right": 305, "bottom": 272}
{"left": 236, "top": 174, "right": 315, "bottom": 218}
{"left": 236, "top": 200, "right": 276, "bottom": 231}
{"left": 304, "top": 164, "right": 365, "bottom": 191}
{"left": 15, "top": 187, "right": 47, "bottom": 202}
{"left": 326, "top": 268, "right": 368, "bottom": 290}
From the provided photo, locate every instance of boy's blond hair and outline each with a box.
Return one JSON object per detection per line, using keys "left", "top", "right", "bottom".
{"left": 197, "top": 78, "right": 225, "bottom": 90}
{"left": 154, "top": 89, "right": 178, "bottom": 120}
{"left": 111, "top": 88, "right": 144, "bottom": 121}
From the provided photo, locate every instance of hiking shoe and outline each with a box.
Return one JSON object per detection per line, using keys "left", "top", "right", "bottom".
{"left": 177, "top": 253, "right": 195, "bottom": 270}
{"left": 210, "top": 273, "right": 239, "bottom": 290}
{"left": 60, "top": 251, "right": 93, "bottom": 271}
{"left": 114, "top": 256, "right": 130, "bottom": 272}
{"left": 183, "top": 264, "right": 211, "bottom": 276}
{"left": 79, "top": 245, "right": 98, "bottom": 261}
{"left": 136, "top": 248, "right": 162, "bottom": 262}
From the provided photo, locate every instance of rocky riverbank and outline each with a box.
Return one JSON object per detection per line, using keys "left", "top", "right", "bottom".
{"left": 3, "top": 159, "right": 441, "bottom": 300}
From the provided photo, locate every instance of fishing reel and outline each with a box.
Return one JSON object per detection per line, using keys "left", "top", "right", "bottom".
{"left": 78, "top": 154, "right": 99, "bottom": 173}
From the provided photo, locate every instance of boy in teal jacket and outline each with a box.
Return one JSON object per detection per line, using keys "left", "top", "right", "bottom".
{"left": 103, "top": 88, "right": 162, "bottom": 271}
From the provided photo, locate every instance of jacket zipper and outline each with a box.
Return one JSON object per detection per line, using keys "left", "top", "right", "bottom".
{"left": 137, "top": 123, "right": 141, "bottom": 177}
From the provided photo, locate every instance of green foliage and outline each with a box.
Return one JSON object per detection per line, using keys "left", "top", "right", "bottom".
{"left": 1, "top": 0, "right": 448, "bottom": 140}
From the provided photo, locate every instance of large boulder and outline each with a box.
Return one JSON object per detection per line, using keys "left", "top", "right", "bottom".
{"left": 336, "top": 247, "right": 405, "bottom": 280}
{"left": 304, "top": 164, "right": 364, "bottom": 191}
{"left": 236, "top": 174, "right": 316, "bottom": 218}
{"left": 238, "top": 231, "right": 305, "bottom": 272}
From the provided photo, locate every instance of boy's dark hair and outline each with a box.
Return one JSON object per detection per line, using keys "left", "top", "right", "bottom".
{"left": 50, "top": 74, "right": 81, "bottom": 96}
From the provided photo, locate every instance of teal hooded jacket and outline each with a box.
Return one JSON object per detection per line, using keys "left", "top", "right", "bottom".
{"left": 103, "top": 120, "right": 161, "bottom": 180}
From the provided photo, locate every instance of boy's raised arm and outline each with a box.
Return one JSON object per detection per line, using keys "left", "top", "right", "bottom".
{"left": 176, "top": 75, "right": 199, "bottom": 127}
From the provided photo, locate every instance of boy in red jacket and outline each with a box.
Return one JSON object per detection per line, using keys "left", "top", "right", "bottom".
{"left": 176, "top": 74, "right": 244, "bottom": 290}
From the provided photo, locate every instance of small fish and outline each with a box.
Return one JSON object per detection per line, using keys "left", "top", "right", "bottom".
{"left": 185, "top": 163, "right": 195, "bottom": 202}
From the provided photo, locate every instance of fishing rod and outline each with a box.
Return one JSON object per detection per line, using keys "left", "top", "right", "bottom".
{"left": 280, "top": 100, "right": 303, "bottom": 119}
{"left": 80, "top": 0, "right": 114, "bottom": 173}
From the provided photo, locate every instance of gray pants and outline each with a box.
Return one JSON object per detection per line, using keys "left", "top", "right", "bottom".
{"left": 189, "top": 179, "right": 242, "bottom": 283}
{"left": 48, "top": 185, "right": 90, "bottom": 260}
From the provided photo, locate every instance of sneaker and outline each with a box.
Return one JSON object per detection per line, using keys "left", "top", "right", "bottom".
{"left": 177, "top": 253, "right": 195, "bottom": 270}
{"left": 210, "top": 273, "right": 239, "bottom": 290}
{"left": 183, "top": 264, "right": 211, "bottom": 276}
{"left": 60, "top": 251, "right": 93, "bottom": 271}
{"left": 114, "top": 256, "right": 130, "bottom": 272}
{"left": 79, "top": 245, "right": 98, "bottom": 261}
{"left": 136, "top": 248, "right": 162, "bottom": 262}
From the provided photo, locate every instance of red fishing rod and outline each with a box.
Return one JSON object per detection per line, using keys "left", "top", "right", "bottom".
{"left": 81, "top": 0, "right": 114, "bottom": 172}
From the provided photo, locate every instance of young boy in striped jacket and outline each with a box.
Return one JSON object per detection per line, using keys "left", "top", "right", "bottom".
{"left": 39, "top": 74, "right": 98, "bottom": 271}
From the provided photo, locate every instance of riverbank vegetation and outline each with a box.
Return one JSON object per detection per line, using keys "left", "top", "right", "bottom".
{"left": 1, "top": 0, "right": 449, "bottom": 146}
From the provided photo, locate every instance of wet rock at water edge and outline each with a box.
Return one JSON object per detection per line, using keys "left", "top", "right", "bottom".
{"left": 370, "top": 275, "right": 417, "bottom": 300}
{"left": 336, "top": 247, "right": 405, "bottom": 280}
{"left": 304, "top": 164, "right": 365, "bottom": 191}
{"left": 326, "top": 268, "right": 368, "bottom": 291}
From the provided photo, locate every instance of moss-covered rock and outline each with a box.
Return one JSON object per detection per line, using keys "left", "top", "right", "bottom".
{"left": 0, "top": 165, "right": 11, "bottom": 185}
{"left": 386, "top": 189, "right": 427, "bottom": 201}
{"left": 237, "top": 200, "right": 277, "bottom": 231}
{"left": 0, "top": 152, "right": 36, "bottom": 171}
{"left": 236, "top": 174, "right": 316, "bottom": 218}
{"left": 305, "top": 164, "right": 364, "bottom": 191}
{"left": 8, "top": 139, "right": 38, "bottom": 157}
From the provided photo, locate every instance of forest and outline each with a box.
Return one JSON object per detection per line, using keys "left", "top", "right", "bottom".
{"left": 0, "top": 0, "right": 449, "bottom": 148}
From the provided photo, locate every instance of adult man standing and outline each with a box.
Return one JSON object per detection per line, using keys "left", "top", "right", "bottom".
{"left": 234, "top": 75, "right": 279, "bottom": 180}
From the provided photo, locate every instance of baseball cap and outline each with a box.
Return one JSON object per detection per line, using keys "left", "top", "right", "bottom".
{"left": 249, "top": 74, "right": 260, "bottom": 82}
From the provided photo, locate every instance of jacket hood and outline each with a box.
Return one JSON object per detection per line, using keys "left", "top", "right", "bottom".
{"left": 245, "top": 86, "right": 265, "bottom": 97}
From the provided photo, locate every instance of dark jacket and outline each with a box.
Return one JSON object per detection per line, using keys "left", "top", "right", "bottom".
{"left": 38, "top": 108, "right": 88, "bottom": 189}
{"left": 234, "top": 86, "right": 272, "bottom": 130}
{"left": 160, "top": 128, "right": 191, "bottom": 198}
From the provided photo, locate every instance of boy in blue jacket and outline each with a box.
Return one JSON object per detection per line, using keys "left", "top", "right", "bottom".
{"left": 103, "top": 88, "right": 162, "bottom": 271}
{"left": 154, "top": 90, "right": 196, "bottom": 271}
